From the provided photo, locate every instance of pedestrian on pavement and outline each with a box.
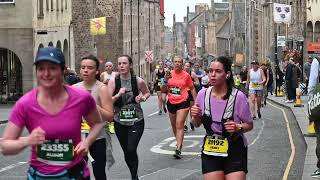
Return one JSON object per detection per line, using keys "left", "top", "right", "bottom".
{"left": 284, "top": 58, "right": 298, "bottom": 103}
{"left": 184, "top": 62, "right": 199, "bottom": 131}
{"left": 0, "top": 47, "right": 105, "bottom": 179}
{"left": 73, "top": 54, "right": 115, "bottom": 180}
{"left": 275, "top": 65, "right": 284, "bottom": 96}
{"left": 154, "top": 61, "right": 167, "bottom": 115}
{"left": 246, "top": 60, "right": 266, "bottom": 119}
{"left": 260, "top": 63, "right": 269, "bottom": 107}
{"left": 109, "top": 55, "right": 150, "bottom": 180}
{"left": 239, "top": 66, "right": 248, "bottom": 95}
{"left": 266, "top": 63, "right": 274, "bottom": 95}
{"left": 165, "top": 56, "right": 197, "bottom": 159}
{"left": 304, "top": 55, "right": 312, "bottom": 94}
{"left": 100, "top": 61, "right": 118, "bottom": 134}
{"left": 191, "top": 56, "right": 253, "bottom": 180}
{"left": 307, "top": 56, "right": 320, "bottom": 178}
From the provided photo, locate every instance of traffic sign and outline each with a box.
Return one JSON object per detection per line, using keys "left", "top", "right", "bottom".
{"left": 145, "top": 51, "right": 153, "bottom": 63}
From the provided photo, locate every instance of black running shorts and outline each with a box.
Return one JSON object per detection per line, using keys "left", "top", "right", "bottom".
{"left": 201, "top": 136, "right": 248, "bottom": 175}
{"left": 167, "top": 100, "right": 190, "bottom": 114}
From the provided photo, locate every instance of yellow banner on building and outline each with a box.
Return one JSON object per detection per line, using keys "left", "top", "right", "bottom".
{"left": 90, "top": 17, "right": 106, "bottom": 35}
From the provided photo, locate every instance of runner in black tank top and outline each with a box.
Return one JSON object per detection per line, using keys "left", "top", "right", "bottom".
{"left": 154, "top": 61, "right": 167, "bottom": 115}
{"left": 184, "top": 62, "right": 199, "bottom": 131}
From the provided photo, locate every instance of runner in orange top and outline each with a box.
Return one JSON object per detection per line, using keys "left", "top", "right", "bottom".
{"left": 165, "top": 56, "right": 197, "bottom": 159}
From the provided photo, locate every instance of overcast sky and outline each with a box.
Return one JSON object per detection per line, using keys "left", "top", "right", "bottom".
{"left": 165, "top": 0, "right": 223, "bottom": 27}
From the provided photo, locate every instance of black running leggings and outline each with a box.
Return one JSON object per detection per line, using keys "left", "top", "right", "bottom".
{"left": 115, "top": 120, "right": 144, "bottom": 179}
{"left": 85, "top": 137, "right": 107, "bottom": 180}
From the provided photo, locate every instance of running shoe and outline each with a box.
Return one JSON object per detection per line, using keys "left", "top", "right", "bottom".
{"left": 253, "top": 116, "right": 256, "bottom": 120}
{"left": 173, "top": 149, "right": 182, "bottom": 159}
{"left": 190, "top": 122, "right": 195, "bottom": 131}
{"left": 109, "top": 122, "right": 115, "bottom": 134}
{"left": 163, "top": 105, "right": 167, "bottom": 113}
{"left": 285, "top": 100, "right": 294, "bottom": 103}
{"left": 184, "top": 125, "right": 188, "bottom": 132}
{"left": 311, "top": 168, "right": 320, "bottom": 178}
{"left": 158, "top": 110, "right": 162, "bottom": 115}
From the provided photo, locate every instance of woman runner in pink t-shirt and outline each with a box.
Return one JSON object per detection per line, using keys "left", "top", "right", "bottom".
{"left": 0, "top": 47, "right": 105, "bottom": 180}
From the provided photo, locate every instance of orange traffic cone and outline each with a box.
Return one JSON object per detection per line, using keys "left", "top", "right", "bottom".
{"left": 294, "top": 88, "right": 304, "bottom": 107}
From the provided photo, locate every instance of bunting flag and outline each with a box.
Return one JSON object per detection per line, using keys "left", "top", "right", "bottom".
{"left": 273, "top": 3, "right": 291, "bottom": 24}
{"left": 90, "top": 17, "right": 106, "bottom": 35}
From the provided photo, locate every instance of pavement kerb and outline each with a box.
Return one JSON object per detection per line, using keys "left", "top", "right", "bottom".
{"left": 268, "top": 97, "right": 313, "bottom": 179}
{"left": 268, "top": 98, "right": 299, "bottom": 127}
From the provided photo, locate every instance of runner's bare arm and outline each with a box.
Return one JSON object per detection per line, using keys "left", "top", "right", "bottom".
{"left": 100, "top": 72, "right": 105, "bottom": 83}
{"left": 191, "top": 103, "right": 202, "bottom": 127}
{"left": 1, "top": 123, "right": 45, "bottom": 155}
{"left": 137, "top": 77, "right": 150, "bottom": 102}
{"left": 98, "top": 84, "right": 114, "bottom": 122}
{"left": 109, "top": 78, "right": 123, "bottom": 103}
{"left": 188, "top": 75, "right": 197, "bottom": 100}
{"left": 192, "top": 72, "right": 200, "bottom": 85}
{"left": 260, "top": 69, "right": 266, "bottom": 85}
{"left": 265, "top": 69, "right": 270, "bottom": 86}
{"left": 83, "top": 107, "right": 104, "bottom": 147}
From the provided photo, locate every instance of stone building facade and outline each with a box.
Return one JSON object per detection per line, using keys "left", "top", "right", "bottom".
{"left": 72, "top": 0, "right": 163, "bottom": 82}
{"left": 256, "top": 0, "right": 305, "bottom": 65}
{"left": 164, "top": 26, "right": 173, "bottom": 56}
{"left": 0, "top": 0, "right": 73, "bottom": 102}
{"left": 307, "top": 0, "right": 320, "bottom": 44}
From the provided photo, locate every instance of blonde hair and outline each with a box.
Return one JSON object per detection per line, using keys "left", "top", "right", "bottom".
{"left": 173, "top": 56, "right": 183, "bottom": 62}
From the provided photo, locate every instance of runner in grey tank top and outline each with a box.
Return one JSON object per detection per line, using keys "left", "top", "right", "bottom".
{"left": 74, "top": 55, "right": 114, "bottom": 180}
{"left": 109, "top": 55, "right": 150, "bottom": 180}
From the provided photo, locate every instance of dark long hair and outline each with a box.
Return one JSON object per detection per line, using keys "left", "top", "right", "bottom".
{"left": 213, "top": 56, "right": 234, "bottom": 100}
{"left": 119, "top": 54, "right": 135, "bottom": 76}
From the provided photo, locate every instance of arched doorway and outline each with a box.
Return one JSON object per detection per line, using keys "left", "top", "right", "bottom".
{"left": 307, "top": 21, "right": 314, "bottom": 42}
{"left": 315, "top": 21, "right": 320, "bottom": 42}
{"left": 0, "top": 48, "right": 23, "bottom": 103}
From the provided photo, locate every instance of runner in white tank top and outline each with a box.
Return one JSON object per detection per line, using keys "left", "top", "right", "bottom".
{"left": 100, "top": 61, "right": 118, "bottom": 84}
{"left": 100, "top": 61, "right": 118, "bottom": 134}
{"left": 246, "top": 61, "right": 266, "bottom": 120}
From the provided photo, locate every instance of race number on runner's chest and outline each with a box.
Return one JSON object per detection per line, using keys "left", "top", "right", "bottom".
{"left": 169, "top": 87, "right": 181, "bottom": 96}
{"left": 202, "top": 136, "right": 229, "bottom": 157}
{"left": 252, "top": 82, "right": 260, "bottom": 88}
{"left": 119, "top": 107, "right": 138, "bottom": 123}
{"left": 37, "top": 139, "right": 74, "bottom": 166}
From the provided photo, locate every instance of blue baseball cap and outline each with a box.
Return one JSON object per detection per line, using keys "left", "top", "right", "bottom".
{"left": 35, "top": 47, "right": 65, "bottom": 65}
